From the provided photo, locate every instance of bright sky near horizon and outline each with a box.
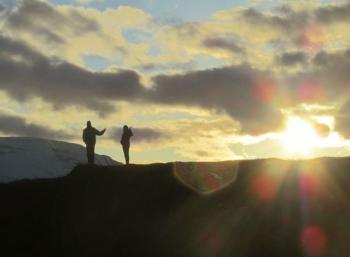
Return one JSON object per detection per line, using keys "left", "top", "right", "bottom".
{"left": 1, "top": 0, "right": 350, "bottom": 163}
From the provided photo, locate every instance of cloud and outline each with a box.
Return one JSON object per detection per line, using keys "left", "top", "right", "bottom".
{"left": 172, "top": 22, "right": 201, "bottom": 38}
{"left": 1, "top": 30, "right": 346, "bottom": 137}
{"left": 138, "top": 62, "right": 194, "bottom": 73}
{"left": 240, "top": 4, "right": 350, "bottom": 49}
{"left": 276, "top": 48, "right": 350, "bottom": 137}
{"left": 315, "top": 3, "right": 350, "bottom": 24}
{"left": 312, "top": 121, "right": 330, "bottom": 138}
{"left": 311, "top": 49, "right": 350, "bottom": 100}
{"left": 0, "top": 35, "right": 285, "bottom": 135}
{"left": 335, "top": 101, "right": 350, "bottom": 138}
{"left": 0, "top": 112, "right": 74, "bottom": 139}
{"left": 230, "top": 138, "right": 283, "bottom": 159}
{"left": 313, "top": 49, "right": 350, "bottom": 68}
{"left": 0, "top": 33, "right": 43, "bottom": 61}
{"left": 4, "top": 2, "right": 350, "bottom": 138}
{"left": 149, "top": 65, "right": 284, "bottom": 134}
{"left": 75, "top": 0, "right": 103, "bottom": 4}
{"left": 243, "top": 2, "right": 350, "bottom": 32}
{"left": 109, "top": 127, "right": 168, "bottom": 143}
{"left": 150, "top": 116, "right": 241, "bottom": 161}
{"left": 202, "top": 37, "right": 243, "bottom": 53}
{"left": 1, "top": 1, "right": 153, "bottom": 67}
{"left": 276, "top": 48, "right": 350, "bottom": 107}
{"left": 4, "top": 0, "right": 100, "bottom": 45}
{"left": 0, "top": 35, "right": 144, "bottom": 115}
{"left": 277, "top": 51, "right": 306, "bottom": 66}
{"left": 242, "top": 7, "right": 309, "bottom": 33}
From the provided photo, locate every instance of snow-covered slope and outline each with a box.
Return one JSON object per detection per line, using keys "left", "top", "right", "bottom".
{"left": 0, "top": 137, "right": 120, "bottom": 182}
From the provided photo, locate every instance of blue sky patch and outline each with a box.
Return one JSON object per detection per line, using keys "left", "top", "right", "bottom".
{"left": 82, "top": 55, "right": 111, "bottom": 71}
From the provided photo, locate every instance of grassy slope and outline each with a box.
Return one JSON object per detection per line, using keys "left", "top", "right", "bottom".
{"left": 1, "top": 158, "right": 350, "bottom": 257}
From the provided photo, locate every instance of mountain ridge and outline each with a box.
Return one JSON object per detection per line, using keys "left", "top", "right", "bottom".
{"left": 2, "top": 157, "right": 350, "bottom": 257}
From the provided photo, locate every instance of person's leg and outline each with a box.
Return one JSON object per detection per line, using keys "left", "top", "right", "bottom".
{"left": 87, "top": 144, "right": 92, "bottom": 164}
{"left": 126, "top": 146, "right": 129, "bottom": 165}
{"left": 87, "top": 144, "right": 95, "bottom": 165}
{"left": 122, "top": 145, "right": 129, "bottom": 165}
{"left": 91, "top": 144, "right": 95, "bottom": 164}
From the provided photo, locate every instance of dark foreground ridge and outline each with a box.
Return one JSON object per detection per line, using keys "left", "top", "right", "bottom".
{"left": 1, "top": 158, "right": 350, "bottom": 257}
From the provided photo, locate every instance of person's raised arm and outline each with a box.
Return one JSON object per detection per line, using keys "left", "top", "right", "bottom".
{"left": 95, "top": 128, "right": 106, "bottom": 136}
{"left": 129, "top": 127, "right": 133, "bottom": 136}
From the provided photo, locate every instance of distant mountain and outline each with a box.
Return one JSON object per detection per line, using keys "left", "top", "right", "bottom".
{"left": 0, "top": 137, "right": 120, "bottom": 182}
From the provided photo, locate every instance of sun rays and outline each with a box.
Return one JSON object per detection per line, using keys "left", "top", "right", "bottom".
{"left": 280, "top": 117, "right": 323, "bottom": 156}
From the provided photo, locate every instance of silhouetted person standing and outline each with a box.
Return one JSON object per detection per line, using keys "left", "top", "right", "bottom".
{"left": 120, "top": 125, "right": 133, "bottom": 165}
{"left": 83, "top": 121, "right": 106, "bottom": 165}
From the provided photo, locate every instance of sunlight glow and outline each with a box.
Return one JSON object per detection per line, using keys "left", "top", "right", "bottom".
{"left": 280, "top": 117, "right": 322, "bottom": 155}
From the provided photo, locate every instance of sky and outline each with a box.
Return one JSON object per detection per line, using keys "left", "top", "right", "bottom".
{"left": 1, "top": 0, "right": 350, "bottom": 162}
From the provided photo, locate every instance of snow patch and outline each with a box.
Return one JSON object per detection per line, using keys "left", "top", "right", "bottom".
{"left": 0, "top": 137, "right": 120, "bottom": 182}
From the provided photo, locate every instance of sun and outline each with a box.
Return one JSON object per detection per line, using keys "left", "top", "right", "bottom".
{"left": 280, "top": 117, "right": 322, "bottom": 155}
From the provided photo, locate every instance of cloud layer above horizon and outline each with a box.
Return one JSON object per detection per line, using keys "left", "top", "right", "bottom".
{"left": 1, "top": 0, "right": 350, "bottom": 162}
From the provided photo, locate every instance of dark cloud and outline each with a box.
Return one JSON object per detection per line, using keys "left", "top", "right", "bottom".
{"left": 277, "top": 51, "right": 306, "bottom": 66}
{"left": 138, "top": 62, "right": 194, "bottom": 73}
{"left": 242, "top": 3, "right": 350, "bottom": 49}
{"left": 276, "top": 48, "right": 350, "bottom": 107}
{"left": 5, "top": 0, "right": 100, "bottom": 45}
{"left": 242, "top": 7, "right": 312, "bottom": 49}
{"left": 33, "top": 27, "right": 66, "bottom": 45}
{"left": 109, "top": 127, "right": 168, "bottom": 143}
{"left": 68, "top": 9, "right": 100, "bottom": 33}
{"left": 315, "top": 3, "right": 350, "bottom": 24}
{"left": 0, "top": 35, "right": 144, "bottom": 114}
{"left": 0, "top": 4, "right": 5, "bottom": 12}
{"left": 0, "top": 112, "right": 74, "bottom": 140}
{"left": 203, "top": 37, "right": 243, "bottom": 53}
{"left": 313, "top": 49, "right": 350, "bottom": 67}
{"left": 0, "top": 33, "right": 44, "bottom": 61}
{"left": 173, "top": 22, "right": 201, "bottom": 38}
{"left": 273, "top": 4, "right": 294, "bottom": 15}
{"left": 243, "top": 7, "right": 309, "bottom": 32}
{"left": 0, "top": 35, "right": 286, "bottom": 136}
{"left": 311, "top": 49, "right": 350, "bottom": 100}
{"left": 335, "top": 101, "right": 350, "bottom": 138}
{"left": 313, "top": 51, "right": 329, "bottom": 66}
{"left": 2, "top": 34, "right": 348, "bottom": 137}
{"left": 243, "top": 2, "right": 350, "bottom": 32}
{"left": 149, "top": 65, "right": 284, "bottom": 134}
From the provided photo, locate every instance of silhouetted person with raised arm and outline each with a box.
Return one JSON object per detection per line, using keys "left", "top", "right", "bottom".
{"left": 120, "top": 125, "right": 133, "bottom": 165}
{"left": 82, "top": 121, "right": 106, "bottom": 165}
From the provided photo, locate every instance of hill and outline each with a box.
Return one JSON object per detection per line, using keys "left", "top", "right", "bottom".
{"left": 0, "top": 137, "right": 120, "bottom": 182}
{"left": 1, "top": 158, "right": 350, "bottom": 257}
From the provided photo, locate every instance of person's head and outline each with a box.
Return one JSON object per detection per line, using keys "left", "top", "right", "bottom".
{"left": 87, "top": 121, "right": 92, "bottom": 128}
{"left": 123, "top": 125, "right": 128, "bottom": 132}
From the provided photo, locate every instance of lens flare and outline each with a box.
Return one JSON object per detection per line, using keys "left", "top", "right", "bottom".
{"left": 298, "top": 79, "right": 322, "bottom": 102}
{"left": 250, "top": 160, "right": 289, "bottom": 201}
{"left": 173, "top": 162, "right": 239, "bottom": 194}
{"left": 301, "top": 23, "right": 324, "bottom": 52}
{"left": 251, "top": 173, "right": 278, "bottom": 201}
{"left": 253, "top": 77, "right": 277, "bottom": 103}
{"left": 301, "top": 225, "right": 328, "bottom": 257}
{"left": 198, "top": 227, "right": 224, "bottom": 256}
{"left": 299, "top": 173, "right": 322, "bottom": 198}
